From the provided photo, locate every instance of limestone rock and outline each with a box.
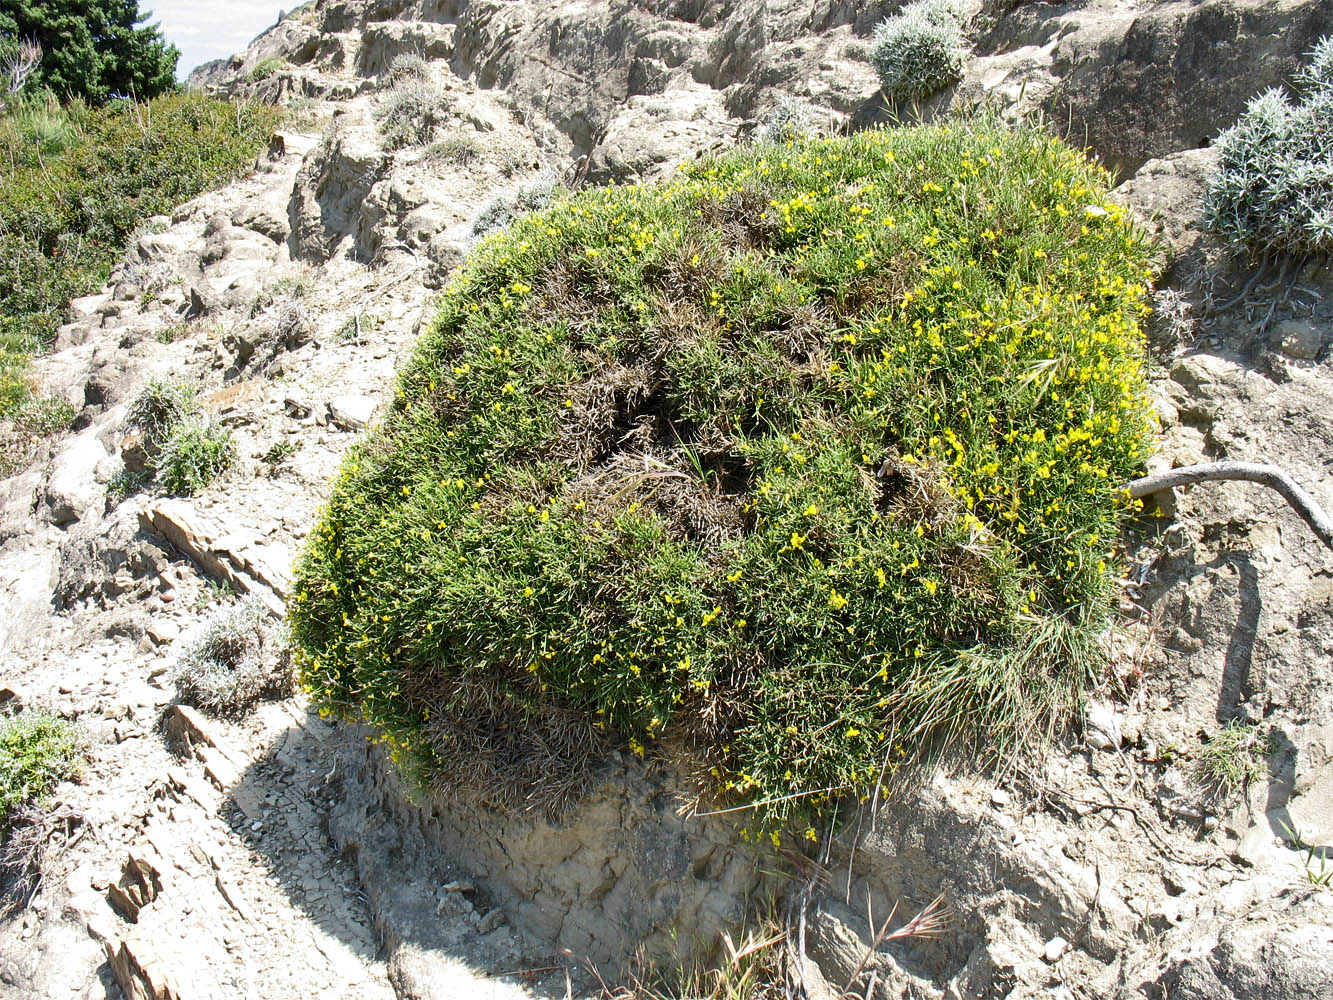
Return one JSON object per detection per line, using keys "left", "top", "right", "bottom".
{"left": 106, "top": 933, "right": 181, "bottom": 1000}
{"left": 1158, "top": 910, "right": 1333, "bottom": 999}
{"left": 1085, "top": 700, "right": 1123, "bottom": 751}
{"left": 1274, "top": 319, "right": 1324, "bottom": 361}
{"left": 139, "top": 500, "right": 288, "bottom": 611}
{"left": 45, "top": 435, "right": 110, "bottom": 526}
{"left": 327, "top": 394, "right": 378, "bottom": 431}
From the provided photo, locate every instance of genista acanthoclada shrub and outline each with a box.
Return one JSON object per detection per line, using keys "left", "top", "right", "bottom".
{"left": 291, "top": 122, "right": 1157, "bottom": 831}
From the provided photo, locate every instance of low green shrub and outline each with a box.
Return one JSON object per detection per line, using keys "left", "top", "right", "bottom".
{"left": 1203, "top": 36, "right": 1333, "bottom": 256}
{"left": 292, "top": 123, "right": 1157, "bottom": 829}
{"left": 125, "top": 378, "right": 235, "bottom": 496}
{"left": 0, "top": 708, "right": 82, "bottom": 910}
{"left": 0, "top": 92, "right": 281, "bottom": 416}
{"left": 0, "top": 394, "right": 76, "bottom": 477}
{"left": 174, "top": 597, "right": 294, "bottom": 716}
{"left": 153, "top": 417, "right": 236, "bottom": 496}
{"left": 0, "top": 710, "right": 80, "bottom": 830}
{"left": 126, "top": 377, "right": 199, "bottom": 443}
{"left": 249, "top": 57, "right": 284, "bottom": 81}
{"left": 868, "top": 0, "right": 966, "bottom": 102}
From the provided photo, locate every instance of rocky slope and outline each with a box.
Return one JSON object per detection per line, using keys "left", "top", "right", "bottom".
{"left": 3, "top": 1, "right": 1333, "bottom": 998}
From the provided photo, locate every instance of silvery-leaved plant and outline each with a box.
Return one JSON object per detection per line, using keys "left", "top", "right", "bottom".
{"left": 1204, "top": 37, "right": 1333, "bottom": 256}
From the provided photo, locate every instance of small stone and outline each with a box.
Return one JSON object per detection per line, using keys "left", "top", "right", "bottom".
{"left": 146, "top": 619, "right": 181, "bottom": 645}
{"left": 1274, "top": 318, "right": 1324, "bottom": 360}
{"left": 442, "top": 879, "right": 475, "bottom": 894}
{"left": 159, "top": 589, "right": 177, "bottom": 605}
{"left": 327, "top": 394, "right": 377, "bottom": 431}
{"left": 476, "top": 908, "right": 506, "bottom": 935}
{"left": 1085, "top": 700, "right": 1122, "bottom": 750}
{"left": 284, "top": 396, "right": 313, "bottom": 419}
{"left": 990, "top": 788, "right": 1010, "bottom": 807}
{"left": 1043, "top": 936, "right": 1068, "bottom": 963}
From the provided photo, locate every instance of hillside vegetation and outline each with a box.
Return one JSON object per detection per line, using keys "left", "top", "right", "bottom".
{"left": 0, "top": 92, "right": 281, "bottom": 413}
{"left": 291, "top": 122, "right": 1157, "bottom": 828}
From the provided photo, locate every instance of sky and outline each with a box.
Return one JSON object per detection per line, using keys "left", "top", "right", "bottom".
{"left": 148, "top": 2, "right": 291, "bottom": 79}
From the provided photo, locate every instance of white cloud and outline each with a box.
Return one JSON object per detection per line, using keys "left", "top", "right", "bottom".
{"left": 147, "top": 1, "right": 290, "bottom": 78}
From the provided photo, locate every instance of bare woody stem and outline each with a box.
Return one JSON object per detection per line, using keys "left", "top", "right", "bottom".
{"left": 1127, "top": 461, "right": 1333, "bottom": 551}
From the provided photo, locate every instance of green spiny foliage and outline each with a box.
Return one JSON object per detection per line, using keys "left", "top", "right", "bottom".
{"left": 0, "top": 709, "right": 80, "bottom": 830}
{"left": 868, "top": 0, "right": 966, "bottom": 102}
{"left": 125, "top": 378, "right": 235, "bottom": 496}
{"left": 1203, "top": 36, "right": 1333, "bottom": 256}
{"left": 0, "top": 92, "right": 282, "bottom": 416}
{"left": 291, "top": 122, "right": 1157, "bottom": 830}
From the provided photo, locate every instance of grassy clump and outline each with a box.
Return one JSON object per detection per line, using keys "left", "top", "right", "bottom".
{"left": 868, "top": 0, "right": 966, "bottom": 102}
{"left": 126, "top": 378, "right": 235, "bottom": 496}
{"left": 291, "top": 123, "right": 1156, "bottom": 828}
{"left": 1203, "top": 36, "right": 1333, "bottom": 256}
{"left": 0, "top": 708, "right": 82, "bottom": 911}
{"left": 1193, "top": 721, "right": 1272, "bottom": 800}
{"left": 173, "top": 597, "right": 294, "bottom": 717}
{"left": 0, "top": 91, "right": 282, "bottom": 416}
{"left": 0, "top": 394, "right": 77, "bottom": 477}
{"left": 425, "top": 132, "right": 481, "bottom": 166}
{"left": 249, "top": 57, "right": 285, "bottom": 81}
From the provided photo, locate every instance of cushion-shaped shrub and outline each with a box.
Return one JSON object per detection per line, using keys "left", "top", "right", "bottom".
{"left": 291, "top": 123, "right": 1156, "bottom": 827}
{"left": 174, "top": 597, "right": 293, "bottom": 716}
{"left": 1203, "top": 36, "right": 1333, "bottom": 256}
{"left": 868, "top": 0, "right": 966, "bottom": 102}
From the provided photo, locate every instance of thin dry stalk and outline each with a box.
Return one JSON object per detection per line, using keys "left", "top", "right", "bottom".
{"left": 839, "top": 893, "right": 950, "bottom": 998}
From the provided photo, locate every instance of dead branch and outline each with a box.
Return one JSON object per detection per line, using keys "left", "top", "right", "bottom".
{"left": 1127, "top": 461, "right": 1333, "bottom": 551}
{"left": 2, "top": 36, "right": 40, "bottom": 97}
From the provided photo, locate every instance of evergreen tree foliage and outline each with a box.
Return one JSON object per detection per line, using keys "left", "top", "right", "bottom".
{"left": 0, "top": 0, "right": 179, "bottom": 103}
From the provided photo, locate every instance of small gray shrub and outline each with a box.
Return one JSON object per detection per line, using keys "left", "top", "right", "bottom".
{"left": 173, "top": 598, "right": 294, "bottom": 717}
{"left": 759, "top": 98, "right": 819, "bottom": 145}
{"left": 126, "top": 378, "right": 199, "bottom": 444}
{"left": 1203, "top": 36, "right": 1333, "bottom": 256}
{"left": 375, "top": 81, "right": 451, "bottom": 150}
{"left": 470, "top": 170, "right": 561, "bottom": 238}
{"left": 868, "top": 0, "right": 965, "bottom": 102}
{"left": 389, "top": 53, "right": 429, "bottom": 81}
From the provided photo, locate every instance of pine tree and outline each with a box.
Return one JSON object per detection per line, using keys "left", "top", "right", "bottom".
{"left": 0, "top": 0, "right": 179, "bottom": 103}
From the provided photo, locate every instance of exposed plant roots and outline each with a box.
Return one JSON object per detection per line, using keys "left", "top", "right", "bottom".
{"left": 1128, "top": 461, "right": 1333, "bottom": 551}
